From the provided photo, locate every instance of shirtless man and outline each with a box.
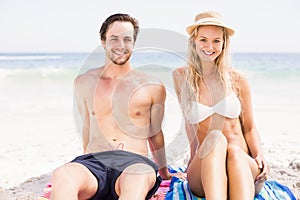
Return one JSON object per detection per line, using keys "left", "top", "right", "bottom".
{"left": 51, "top": 14, "right": 180, "bottom": 200}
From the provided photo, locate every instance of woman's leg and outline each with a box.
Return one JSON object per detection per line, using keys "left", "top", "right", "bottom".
{"left": 187, "top": 130, "right": 228, "bottom": 199}
{"left": 227, "top": 144, "right": 261, "bottom": 200}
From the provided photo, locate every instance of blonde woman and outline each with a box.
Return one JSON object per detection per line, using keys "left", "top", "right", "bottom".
{"left": 173, "top": 11, "right": 269, "bottom": 199}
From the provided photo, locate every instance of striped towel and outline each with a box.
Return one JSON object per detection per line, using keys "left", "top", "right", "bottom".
{"left": 40, "top": 166, "right": 296, "bottom": 200}
{"left": 165, "top": 166, "right": 296, "bottom": 200}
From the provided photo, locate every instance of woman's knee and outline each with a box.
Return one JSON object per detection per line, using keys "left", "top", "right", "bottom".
{"left": 227, "top": 144, "right": 243, "bottom": 163}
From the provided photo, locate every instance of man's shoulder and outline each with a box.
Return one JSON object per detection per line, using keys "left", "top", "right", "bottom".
{"left": 74, "top": 67, "right": 103, "bottom": 86}
{"left": 128, "top": 69, "right": 165, "bottom": 94}
{"left": 132, "top": 69, "right": 163, "bottom": 85}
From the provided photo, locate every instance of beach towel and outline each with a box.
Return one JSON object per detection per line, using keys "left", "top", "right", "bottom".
{"left": 150, "top": 180, "right": 172, "bottom": 200}
{"left": 39, "top": 183, "right": 51, "bottom": 199}
{"left": 165, "top": 166, "right": 296, "bottom": 200}
{"left": 40, "top": 181, "right": 170, "bottom": 200}
{"left": 40, "top": 166, "right": 296, "bottom": 200}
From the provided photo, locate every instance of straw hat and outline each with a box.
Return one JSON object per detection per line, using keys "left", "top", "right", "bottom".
{"left": 186, "top": 11, "right": 235, "bottom": 36}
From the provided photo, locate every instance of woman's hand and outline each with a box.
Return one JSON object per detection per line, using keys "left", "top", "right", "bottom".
{"left": 254, "top": 155, "right": 269, "bottom": 184}
{"left": 166, "top": 171, "right": 187, "bottom": 181}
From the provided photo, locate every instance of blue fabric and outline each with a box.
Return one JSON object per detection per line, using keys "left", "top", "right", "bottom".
{"left": 165, "top": 166, "right": 296, "bottom": 200}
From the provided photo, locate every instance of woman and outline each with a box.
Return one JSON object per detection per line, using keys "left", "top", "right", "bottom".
{"left": 173, "top": 11, "right": 269, "bottom": 199}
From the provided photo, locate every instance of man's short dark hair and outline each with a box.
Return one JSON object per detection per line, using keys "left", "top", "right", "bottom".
{"left": 99, "top": 13, "right": 139, "bottom": 42}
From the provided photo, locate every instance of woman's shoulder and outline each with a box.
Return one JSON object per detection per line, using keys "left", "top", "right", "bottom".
{"left": 230, "top": 69, "right": 252, "bottom": 95}
{"left": 173, "top": 66, "right": 187, "bottom": 77}
{"left": 231, "top": 69, "right": 247, "bottom": 82}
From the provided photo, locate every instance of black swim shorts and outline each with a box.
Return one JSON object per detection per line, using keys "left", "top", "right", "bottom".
{"left": 71, "top": 150, "right": 162, "bottom": 200}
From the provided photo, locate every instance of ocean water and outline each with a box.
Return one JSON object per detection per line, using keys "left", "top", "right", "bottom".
{"left": 1, "top": 52, "right": 299, "bottom": 111}
{"left": 0, "top": 52, "right": 300, "bottom": 188}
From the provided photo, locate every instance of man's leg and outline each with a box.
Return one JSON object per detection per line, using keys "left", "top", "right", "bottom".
{"left": 115, "top": 163, "right": 157, "bottom": 200}
{"left": 51, "top": 162, "right": 98, "bottom": 200}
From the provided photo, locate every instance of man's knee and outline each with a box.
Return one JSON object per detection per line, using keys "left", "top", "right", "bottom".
{"left": 52, "top": 163, "right": 98, "bottom": 199}
{"left": 52, "top": 164, "right": 71, "bottom": 183}
{"left": 197, "top": 130, "right": 227, "bottom": 159}
{"left": 122, "top": 163, "right": 156, "bottom": 185}
{"left": 117, "top": 163, "right": 156, "bottom": 197}
{"left": 52, "top": 163, "right": 89, "bottom": 187}
{"left": 122, "top": 163, "right": 155, "bottom": 174}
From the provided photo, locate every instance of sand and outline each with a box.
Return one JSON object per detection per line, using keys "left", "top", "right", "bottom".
{"left": 1, "top": 147, "right": 299, "bottom": 199}
{"left": 1, "top": 113, "right": 299, "bottom": 199}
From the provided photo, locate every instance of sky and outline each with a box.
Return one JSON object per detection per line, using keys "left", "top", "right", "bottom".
{"left": 1, "top": 0, "right": 300, "bottom": 53}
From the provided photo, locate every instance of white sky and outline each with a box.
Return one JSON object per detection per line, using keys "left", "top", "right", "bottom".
{"left": 1, "top": 0, "right": 300, "bottom": 53}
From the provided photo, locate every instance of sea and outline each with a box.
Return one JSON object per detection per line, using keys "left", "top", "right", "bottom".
{"left": 0, "top": 51, "right": 300, "bottom": 188}
{"left": 1, "top": 51, "right": 300, "bottom": 115}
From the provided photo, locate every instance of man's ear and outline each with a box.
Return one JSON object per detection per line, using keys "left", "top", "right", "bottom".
{"left": 101, "top": 39, "right": 106, "bottom": 49}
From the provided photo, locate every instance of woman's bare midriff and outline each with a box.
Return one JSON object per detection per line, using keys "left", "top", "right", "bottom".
{"left": 196, "top": 117, "right": 249, "bottom": 154}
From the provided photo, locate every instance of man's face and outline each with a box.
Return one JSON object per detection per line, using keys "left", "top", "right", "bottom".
{"left": 102, "top": 21, "right": 135, "bottom": 65}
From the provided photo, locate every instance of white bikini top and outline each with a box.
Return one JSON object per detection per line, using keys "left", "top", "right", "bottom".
{"left": 188, "top": 93, "right": 241, "bottom": 124}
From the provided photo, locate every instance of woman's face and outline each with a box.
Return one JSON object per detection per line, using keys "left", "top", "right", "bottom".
{"left": 194, "top": 25, "right": 224, "bottom": 63}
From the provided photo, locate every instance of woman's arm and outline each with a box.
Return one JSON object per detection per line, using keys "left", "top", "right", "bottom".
{"left": 238, "top": 76, "right": 268, "bottom": 179}
{"left": 172, "top": 68, "right": 198, "bottom": 167}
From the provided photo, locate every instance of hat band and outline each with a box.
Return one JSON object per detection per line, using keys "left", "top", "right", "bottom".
{"left": 194, "top": 17, "right": 223, "bottom": 25}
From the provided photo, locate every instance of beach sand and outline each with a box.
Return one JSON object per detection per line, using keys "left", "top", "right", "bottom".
{"left": 0, "top": 101, "right": 299, "bottom": 200}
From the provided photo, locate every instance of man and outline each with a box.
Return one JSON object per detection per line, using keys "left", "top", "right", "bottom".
{"left": 51, "top": 13, "right": 181, "bottom": 200}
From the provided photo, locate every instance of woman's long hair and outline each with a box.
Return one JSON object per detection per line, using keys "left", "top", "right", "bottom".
{"left": 179, "top": 26, "right": 241, "bottom": 120}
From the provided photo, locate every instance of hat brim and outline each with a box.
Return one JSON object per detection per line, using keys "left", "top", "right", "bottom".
{"left": 186, "top": 22, "right": 235, "bottom": 36}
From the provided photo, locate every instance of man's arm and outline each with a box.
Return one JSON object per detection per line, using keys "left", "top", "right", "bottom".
{"left": 73, "top": 75, "right": 90, "bottom": 154}
{"left": 147, "top": 83, "right": 171, "bottom": 179}
{"left": 148, "top": 132, "right": 170, "bottom": 179}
